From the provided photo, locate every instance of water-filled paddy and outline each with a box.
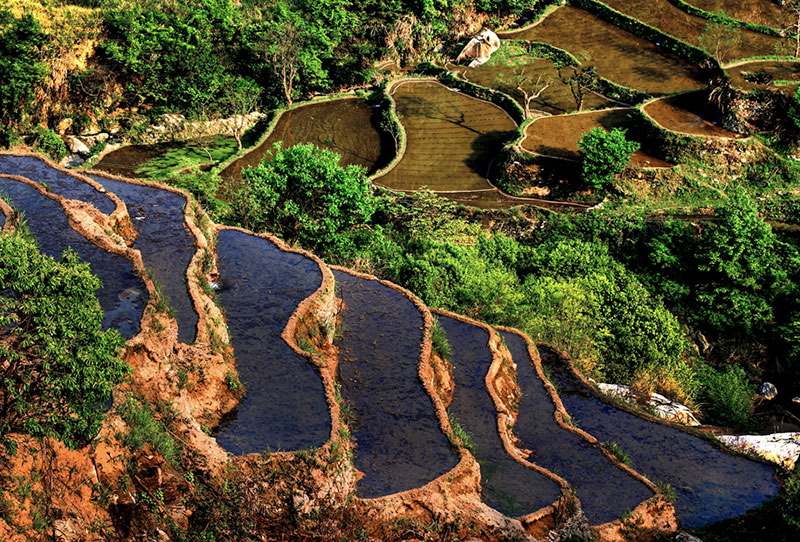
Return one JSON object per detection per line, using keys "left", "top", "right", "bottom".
{"left": 728, "top": 60, "right": 800, "bottom": 91}
{"left": 221, "top": 98, "right": 391, "bottom": 187}
{"left": 539, "top": 346, "right": 780, "bottom": 529}
{"left": 376, "top": 80, "right": 517, "bottom": 193}
{"left": 602, "top": 0, "right": 788, "bottom": 60}
{"left": 333, "top": 271, "right": 459, "bottom": 498}
{"left": 0, "top": 154, "right": 115, "bottom": 215}
{"left": 449, "top": 52, "right": 613, "bottom": 114}
{"left": 688, "top": 0, "right": 790, "bottom": 29}
{"left": 497, "top": 7, "right": 706, "bottom": 95}
{"left": 438, "top": 316, "right": 562, "bottom": 516}
{"left": 0, "top": 176, "right": 146, "bottom": 339}
{"left": 500, "top": 330, "right": 653, "bottom": 524}
{"left": 522, "top": 109, "right": 672, "bottom": 168}
{"left": 89, "top": 174, "right": 198, "bottom": 344}
{"left": 643, "top": 92, "right": 746, "bottom": 138}
{"left": 214, "top": 230, "right": 330, "bottom": 454}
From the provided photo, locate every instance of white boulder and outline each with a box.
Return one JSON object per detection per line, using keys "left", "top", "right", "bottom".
{"left": 597, "top": 383, "right": 701, "bottom": 426}
{"left": 717, "top": 432, "right": 800, "bottom": 470}
{"left": 456, "top": 29, "right": 501, "bottom": 68}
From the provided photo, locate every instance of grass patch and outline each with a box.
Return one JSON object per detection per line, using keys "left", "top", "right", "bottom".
{"left": 118, "top": 396, "right": 180, "bottom": 466}
{"left": 431, "top": 317, "right": 452, "bottom": 361}
{"left": 135, "top": 136, "right": 240, "bottom": 179}
{"left": 447, "top": 412, "right": 475, "bottom": 453}
{"left": 604, "top": 441, "right": 633, "bottom": 468}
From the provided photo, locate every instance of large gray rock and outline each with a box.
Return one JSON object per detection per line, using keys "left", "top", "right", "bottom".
{"left": 63, "top": 135, "right": 90, "bottom": 156}
{"left": 456, "top": 29, "right": 501, "bottom": 68}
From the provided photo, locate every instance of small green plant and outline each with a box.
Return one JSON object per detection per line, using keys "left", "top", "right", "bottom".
{"left": 225, "top": 371, "right": 241, "bottom": 393}
{"left": 33, "top": 127, "right": 68, "bottom": 161}
{"left": 604, "top": 441, "right": 633, "bottom": 467}
{"left": 447, "top": 412, "right": 475, "bottom": 453}
{"left": 118, "top": 396, "right": 180, "bottom": 466}
{"left": 431, "top": 317, "right": 452, "bottom": 360}
{"left": 577, "top": 127, "right": 640, "bottom": 189}
{"left": 654, "top": 480, "right": 676, "bottom": 502}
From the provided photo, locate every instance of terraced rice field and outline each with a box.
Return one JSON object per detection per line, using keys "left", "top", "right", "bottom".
{"left": 500, "top": 330, "right": 653, "bottom": 524}
{"left": 214, "top": 230, "right": 331, "bottom": 454}
{"left": 376, "top": 80, "right": 517, "bottom": 193}
{"left": 688, "top": 0, "right": 791, "bottom": 28}
{"left": 539, "top": 346, "right": 780, "bottom": 529}
{"left": 0, "top": 175, "right": 146, "bottom": 339}
{"left": 89, "top": 174, "right": 199, "bottom": 344}
{"left": 643, "top": 92, "right": 747, "bottom": 138}
{"left": 728, "top": 60, "right": 800, "bottom": 91}
{"left": 449, "top": 53, "right": 613, "bottom": 114}
{"left": 437, "top": 315, "right": 563, "bottom": 516}
{"left": 497, "top": 6, "right": 706, "bottom": 95}
{"left": 333, "top": 271, "right": 460, "bottom": 497}
{"left": 221, "top": 97, "right": 391, "bottom": 186}
{"left": 522, "top": 109, "right": 672, "bottom": 168}
{"left": 602, "top": 0, "right": 788, "bottom": 60}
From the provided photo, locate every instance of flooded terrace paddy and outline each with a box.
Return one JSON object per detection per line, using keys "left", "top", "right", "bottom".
{"left": 602, "top": 0, "right": 788, "bottom": 60}
{"left": 214, "top": 229, "right": 330, "bottom": 454}
{"left": 538, "top": 347, "right": 780, "bottom": 529}
{"left": 522, "top": 109, "right": 673, "bottom": 168}
{"left": 500, "top": 330, "right": 653, "bottom": 524}
{"left": 89, "top": 174, "right": 199, "bottom": 345}
{"left": 437, "top": 315, "right": 562, "bottom": 516}
{"left": 220, "top": 97, "right": 392, "bottom": 187}
{"left": 688, "top": 0, "right": 791, "bottom": 29}
{"left": 497, "top": 6, "right": 706, "bottom": 95}
{"left": 0, "top": 154, "right": 115, "bottom": 215}
{"left": 643, "top": 92, "right": 747, "bottom": 138}
{"left": 376, "top": 80, "right": 517, "bottom": 194}
{"left": 333, "top": 271, "right": 459, "bottom": 498}
{"left": 0, "top": 176, "right": 146, "bottom": 339}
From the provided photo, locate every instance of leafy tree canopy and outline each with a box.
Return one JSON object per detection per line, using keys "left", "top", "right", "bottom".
{"left": 0, "top": 233, "right": 128, "bottom": 453}
{"left": 0, "top": 10, "right": 49, "bottom": 129}
{"left": 577, "top": 127, "right": 640, "bottom": 189}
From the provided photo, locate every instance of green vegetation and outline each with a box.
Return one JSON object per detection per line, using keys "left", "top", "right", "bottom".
{"left": 32, "top": 126, "right": 68, "bottom": 161}
{"left": 603, "top": 441, "right": 632, "bottom": 467}
{"left": 577, "top": 127, "right": 640, "bottom": 189}
{"left": 0, "top": 233, "right": 127, "bottom": 452}
{"left": 118, "top": 395, "right": 180, "bottom": 466}
{"left": 431, "top": 317, "right": 453, "bottom": 361}
{"left": 696, "top": 364, "right": 754, "bottom": 427}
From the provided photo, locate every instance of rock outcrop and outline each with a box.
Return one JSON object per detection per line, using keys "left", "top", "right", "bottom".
{"left": 717, "top": 432, "right": 800, "bottom": 470}
{"left": 456, "top": 29, "right": 501, "bottom": 68}
{"left": 597, "top": 383, "right": 701, "bottom": 426}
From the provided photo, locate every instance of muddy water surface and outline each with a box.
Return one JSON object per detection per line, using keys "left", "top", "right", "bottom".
{"left": 500, "top": 331, "right": 652, "bottom": 524}
{"left": 0, "top": 154, "right": 115, "bottom": 215}
{"left": 602, "top": 0, "right": 788, "bottom": 60}
{"left": 89, "top": 174, "right": 198, "bottom": 344}
{"left": 214, "top": 230, "right": 330, "bottom": 454}
{"left": 643, "top": 92, "right": 746, "bottom": 138}
{"left": 538, "top": 346, "right": 780, "bottom": 529}
{"left": 221, "top": 98, "right": 391, "bottom": 186}
{"left": 376, "top": 80, "right": 518, "bottom": 193}
{"left": 522, "top": 109, "right": 672, "bottom": 167}
{"left": 0, "top": 177, "right": 146, "bottom": 338}
{"left": 438, "top": 316, "right": 562, "bottom": 516}
{"left": 333, "top": 271, "right": 459, "bottom": 498}
{"left": 498, "top": 7, "right": 705, "bottom": 95}
{"left": 688, "top": 0, "right": 790, "bottom": 28}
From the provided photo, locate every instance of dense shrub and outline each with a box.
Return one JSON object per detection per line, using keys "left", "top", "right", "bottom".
{"left": 0, "top": 10, "right": 48, "bottom": 129}
{"left": 577, "top": 127, "right": 640, "bottom": 189}
{"left": 697, "top": 364, "right": 755, "bottom": 427}
{"left": 33, "top": 127, "right": 68, "bottom": 161}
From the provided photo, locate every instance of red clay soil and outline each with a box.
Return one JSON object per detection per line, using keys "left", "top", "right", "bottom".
{"left": 497, "top": 327, "right": 678, "bottom": 540}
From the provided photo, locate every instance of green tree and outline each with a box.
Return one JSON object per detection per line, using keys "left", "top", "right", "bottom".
{"left": 698, "top": 13, "right": 742, "bottom": 63}
{"left": 0, "top": 233, "right": 128, "bottom": 452}
{"left": 577, "top": 127, "right": 640, "bottom": 189}
{"left": 0, "top": 11, "right": 49, "bottom": 130}
{"left": 231, "top": 143, "right": 378, "bottom": 253}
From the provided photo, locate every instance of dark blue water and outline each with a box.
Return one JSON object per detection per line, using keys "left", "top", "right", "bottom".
{"left": 538, "top": 347, "right": 780, "bottom": 529}
{"left": 0, "top": 205, "right": 5, "bottom": 228}
{"left": 438, "top": 315, "right": 562, "bottom": 516}
{"left": 333, "top": 271, "right": 460, "bottom": 498}
{"left": 89, "top": 175, "right": 198, "bottom": 344}
{"left": 0, "top": 155, "right": 116, "bottom": 215}
{"left": 0, "top": 177, "right": 145, "bottom": 338}
{"left": 500, "top": 331, "right": 652, "bottom": 524}
{"left": 214, "top": 229, "right": 330, "bottom": 454}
